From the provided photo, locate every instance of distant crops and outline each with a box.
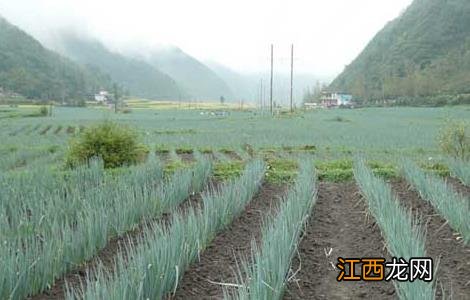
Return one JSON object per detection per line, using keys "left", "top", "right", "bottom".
{"left": 0, "top": 105, "right": 469, "bottom": 299}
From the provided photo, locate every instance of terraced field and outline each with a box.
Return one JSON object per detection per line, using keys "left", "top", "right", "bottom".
{"left": 0, "top": 105, "right": 469, "bottom": 299}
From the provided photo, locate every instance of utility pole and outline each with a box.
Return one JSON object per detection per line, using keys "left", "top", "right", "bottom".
{"left": 270, "top": 44, "right": 273, "bottom": 115}
{"left": 290, "top": 44, "right": 294, "bottom": 113}
{"left": 259, "top": 79, "right": 263, "bottom": 111}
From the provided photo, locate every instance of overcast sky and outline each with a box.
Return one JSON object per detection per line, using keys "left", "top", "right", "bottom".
{"left": 0, "top": 0, "right": 413, "bottom": 77}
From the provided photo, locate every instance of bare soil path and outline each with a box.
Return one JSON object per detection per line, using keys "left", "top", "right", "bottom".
{"left": 284, "top": 181, "right": 395, "bottom": 300}
{"left": 171, "top": 183, "right": 288, "bottom": 299}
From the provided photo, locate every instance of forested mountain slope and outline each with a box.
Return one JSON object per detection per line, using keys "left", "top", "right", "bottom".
{"left": 0, "top": 16, "right": 112, "bottom": 102}
{"left": 329, "top": 0, "right": 470, "bottom": 105}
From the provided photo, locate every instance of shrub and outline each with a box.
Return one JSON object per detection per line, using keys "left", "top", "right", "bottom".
{"left": 39, "top": 106, "right": 48, "bottom": 116}
{"left": 438, "top": 120, "right": 470, "bottom": 161}
{"left": 66, "top": 121, "right": 148, "bottom": 168}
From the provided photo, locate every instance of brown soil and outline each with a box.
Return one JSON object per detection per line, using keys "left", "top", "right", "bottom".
{"left": 283, "top": 181, "right": 395, "bottom": 300}
{"left": 157, "top": 152, "right": 172, "bottom": 164}
{"left": 390, "top": 179, "right": 470, "bottom": 299}
{"left": 221, "top": 150, "right": 243, "bottom": 161}
{"left": 171, "top": 183, "right": 288, "bottom": 299}
{"left": 30, "top": 189, "right": 208, "bottom": 300}
{"left": 446, "top": 177, "right": 470, "bottom": 198}
{"left": 178, "top": 152, "right": 195, "bottom": 163}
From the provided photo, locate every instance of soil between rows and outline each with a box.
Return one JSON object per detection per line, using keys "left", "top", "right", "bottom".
{"left": 171, "top": 183, "right": 288, "bottom": 299}
{"left": 283, "top": 181, "right": 395, "bottom": 300}
{"left": 30, "top": 185, "right": 209, "bottom": 300}
{"left": 390, "top": 179, "right": 470, "bottom": 299}
{"left": 446, "top": 176, "right": 470, "bottom": 198}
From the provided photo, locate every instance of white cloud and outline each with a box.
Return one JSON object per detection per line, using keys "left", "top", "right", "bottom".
{"left": 0, "top": 0, "right": 413, "bottom": 76}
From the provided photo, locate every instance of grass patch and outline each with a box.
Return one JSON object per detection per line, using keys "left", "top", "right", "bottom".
{"left": 164, "top": 159, "right": 188, "bottom": 175}
{"left": 317, "top": 159, "right": 397, "bottom": 182}
{"left": 175, "top": 147, "right": 194, "bottom": 154}
{"left": 155, "top": 144, "right": 171, "bottom": 154}
{"left": 420, "top": 162, "right": 450, "bottom": 177}
{"left": 282, "top": 145, "right": 317, "bottom": 153}
{"left": 266, "top": 158, "right": 298, "bottom": 183}
{"left": 199, "top": 147, "right": 214, "bottom": 154}
{"left": 213, "top": 161, "right": 245, "bottom": 180}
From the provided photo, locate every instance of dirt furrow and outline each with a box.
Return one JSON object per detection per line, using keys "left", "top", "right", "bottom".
{"left": 446, "top": 176, "right": 470, "bottom": 198}
{"left": 391, "top": 179, "right": 470, "bottom": 300}
{"left": 30, "top": 185, "right": 210, "bottom": 300}
{"left": 284, "top": 181, "right": 395, "bottom": 300}
{"left": 171, "top": 183, "right": 288, "bottom": 299}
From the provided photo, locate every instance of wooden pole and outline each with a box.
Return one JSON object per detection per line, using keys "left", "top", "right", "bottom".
{"left": 290, "top": 44, "right": 294, "bottom": 113}
{"left": 270, "top": 44, "right": 273, "bottom": 115}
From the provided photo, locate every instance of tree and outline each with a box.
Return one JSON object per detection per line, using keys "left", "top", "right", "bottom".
{"left": 113, "top": 83, "right": 120, "bottom": 113}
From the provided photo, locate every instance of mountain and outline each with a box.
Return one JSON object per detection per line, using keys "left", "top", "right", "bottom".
{"left": 143, "top": 47, "right": 234, "bottom": 101}
{"left": 56, "top": 34, "right": 184, "bottom": 100}
{"left": 0, "top": 16, "right": 112, "bottom": 102}
{"left": 205, "top": 61, "right": 256, "bottom": 101}
{"left": 329, "top": 0, "right": 470, "bottom": 105}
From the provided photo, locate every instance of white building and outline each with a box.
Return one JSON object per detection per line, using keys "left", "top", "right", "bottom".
{"left": 94, "top": 90, "right": 110, "bottom": 102}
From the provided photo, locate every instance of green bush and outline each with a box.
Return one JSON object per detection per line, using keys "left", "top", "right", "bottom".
{"left": 39, "top": 106, "right": 48, "bottom": 116}
{"left": 66, "top": 121, "right": 148, "bottom": 168}
{"left": 438, "top": 120, "right": 470, "bottom": 161}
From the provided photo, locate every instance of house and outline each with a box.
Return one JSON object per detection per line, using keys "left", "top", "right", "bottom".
{"left": 320, "top": 92, "right": 353, "bottom": 108}
{"left": 94, "top": 90, "right": 110, "bottom": 103}
{"left": 303, "top": 102, "right": 319, "bottom": 110}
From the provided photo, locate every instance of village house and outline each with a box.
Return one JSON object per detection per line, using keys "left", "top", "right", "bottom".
{"left": 320, "top": 92, "right": 353, "bottom": 108}
{"left": 94, "top": 90, "right": 110, "bottom": 103}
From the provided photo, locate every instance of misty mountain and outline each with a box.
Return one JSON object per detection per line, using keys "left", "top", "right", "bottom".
{"left": 142, "top": 47, "right": 234, "bottom": 101}
{"left": 56, "top": 34, "right": 184, "bottom": 100}
{"left": 0, "top": 16, "right": 112, "bottom": 102}
{"left": 330, "top": 0, "right": 470, "bottom": 104}
{"left": 205, "top": 61, "right": 257, "bottom": 101}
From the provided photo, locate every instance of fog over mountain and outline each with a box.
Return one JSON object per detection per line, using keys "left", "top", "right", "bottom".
{"left": 0, "top": 0, "right": 416, "bottom": 103}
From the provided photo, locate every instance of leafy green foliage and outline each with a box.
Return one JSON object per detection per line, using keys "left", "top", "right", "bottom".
{"left": 438, "top": 120, "right": 470, "bottom": 161}
{"left": 317, "top": 159, "right": 397, "bottom": 182}
{"left": 266, "top": 158, "right": 298, "bottom": 183}
{"left": 214, "top": 161, "right": 245, "bottom": 180}
{"left": 330, "top": 0, "right": 470, "bottom": 104}
{"left": 66, "top": 121, "right": 148, "bottom": 168}
{"left": 39, "top": 106, "right": 48, "bottom": 116}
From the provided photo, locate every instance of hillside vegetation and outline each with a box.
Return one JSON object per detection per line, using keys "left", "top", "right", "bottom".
{"left": 330, "top": 0, "right": 470, "bottom": 105}
{"left": 57, "top": 34, "right": 185, "bottom": 100}
{"left": 0, "top": 17, "right": 112, "bottom": 102}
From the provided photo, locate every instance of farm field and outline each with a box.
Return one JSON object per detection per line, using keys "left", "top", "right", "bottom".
{"left": 0, "top": 104, "right": 469, "bottom": 299}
